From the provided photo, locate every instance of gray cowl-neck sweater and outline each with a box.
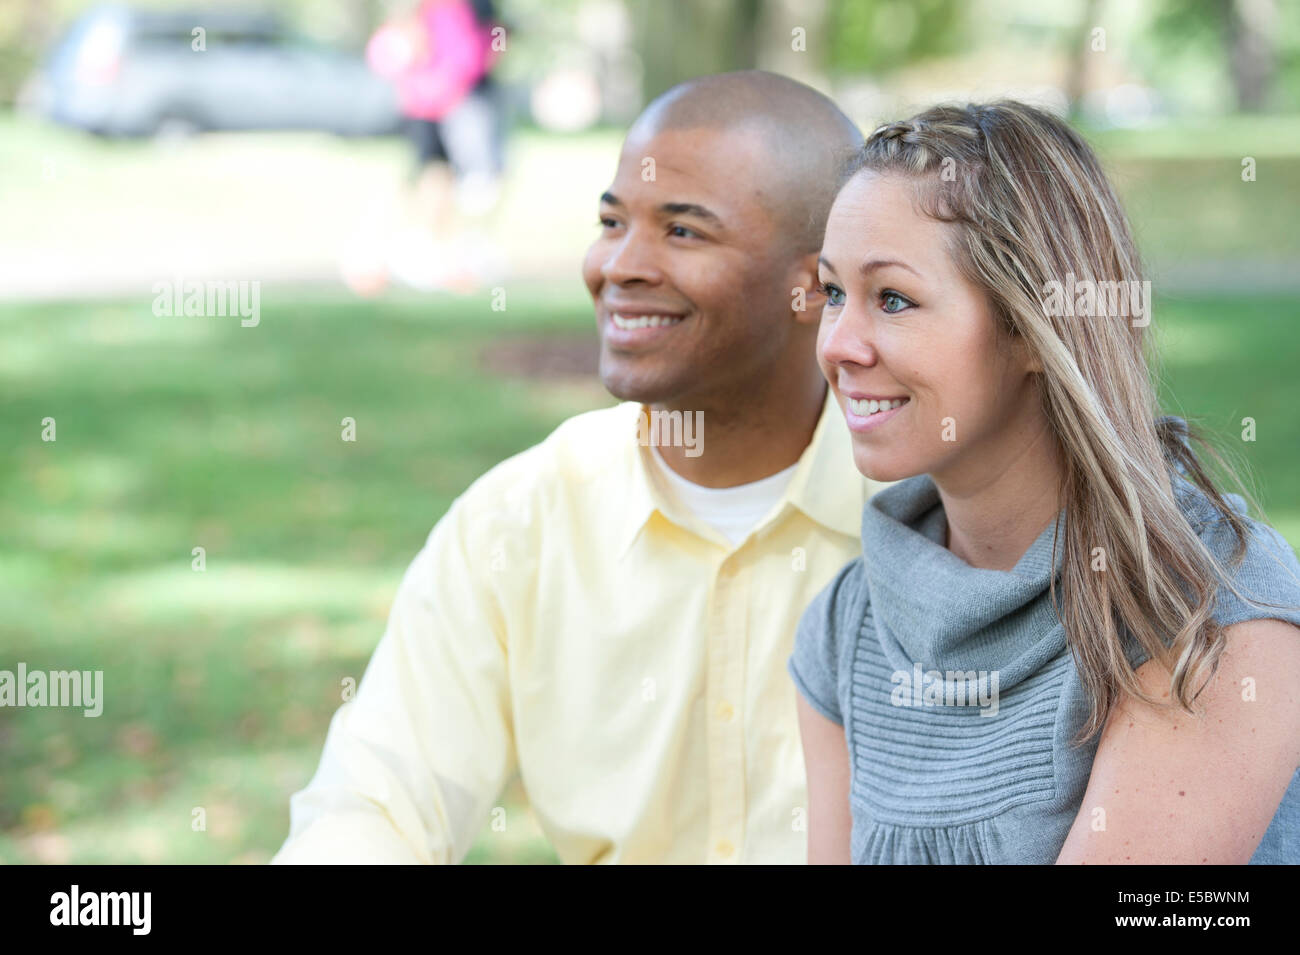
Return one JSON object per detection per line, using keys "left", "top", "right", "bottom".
{"left": 789, "top": 467, "right": 1300, "bottom": 864}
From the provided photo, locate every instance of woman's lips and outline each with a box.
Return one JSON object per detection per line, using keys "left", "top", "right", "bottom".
{"left": 843, "top": 395, "right": 910, "bottom": 433}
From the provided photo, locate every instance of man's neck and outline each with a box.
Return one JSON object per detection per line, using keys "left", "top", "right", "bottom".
{"left": 650, "top": 374, "right": 827, "bottom": 489}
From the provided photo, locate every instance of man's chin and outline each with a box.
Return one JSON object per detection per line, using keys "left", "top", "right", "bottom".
{"left": 599, "top": 360, "right": 680, "bottom": 405}
{"left": 602, "top": 379, "right": 666, "bottom": 405}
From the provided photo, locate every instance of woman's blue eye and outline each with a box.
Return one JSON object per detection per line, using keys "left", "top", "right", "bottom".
{"left": 881, "top": 290, "right": 913, "bottom": 313}
{"left": 819, "top": 283, "right": 845, "bottom": 307}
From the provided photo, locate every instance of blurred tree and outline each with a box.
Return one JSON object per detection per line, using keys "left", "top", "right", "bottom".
{"left": 0, "top": 0, "right": 57, "bottom": 105}
{"left": 1153, "top": 0, "right": 1281, "bottom": 111}
{"left": 1220, "top": 0, "right": 1276, "bottom": 110}
{"left": 339, "top": 0, "right": 388, "bottom": 50}
{"left": 1064, "top": 0, "right": 1103, "bottom": 118}
{"left": 630, "top": 0, "right": 763, "bottom": 101}
{"left": 824, "top": 0, "right": 964, "bottom": 75}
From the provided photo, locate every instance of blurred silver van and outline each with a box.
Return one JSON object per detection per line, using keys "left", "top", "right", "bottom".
{"left": 28, "top": 4, "right": 403, "bottom": 137}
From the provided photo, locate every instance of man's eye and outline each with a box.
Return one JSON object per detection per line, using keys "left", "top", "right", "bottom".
{"left": 881, "top": 290, "right": 914, "bottom": 313}
{"left": 598, "top": 215, "right": 619, "bottom": 229}
{"left": 668, "top": 224, "right": 699, "bottom": 239}
{"left": 818, "top": 282, "right": 845, "bottom": 307}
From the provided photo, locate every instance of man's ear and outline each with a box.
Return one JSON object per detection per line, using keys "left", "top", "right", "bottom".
{"left": 789, "top": 250, "right": 824, "bottom": 326}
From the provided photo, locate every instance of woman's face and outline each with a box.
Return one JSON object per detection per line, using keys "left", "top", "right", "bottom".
{"left": 817, "top": 170, "right": 1044, "bottom": 490}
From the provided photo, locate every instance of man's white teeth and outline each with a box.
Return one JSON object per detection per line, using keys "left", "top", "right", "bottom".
{"left": 612, "top": 313, "right": 684, "bottom": 329}
{"left": 849, "top": 397, "right": 907, "bottom": 416}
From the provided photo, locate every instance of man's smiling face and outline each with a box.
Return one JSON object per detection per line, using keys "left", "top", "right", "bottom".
{"left": 583, "top": 124, "right": 799, "bottom": 406}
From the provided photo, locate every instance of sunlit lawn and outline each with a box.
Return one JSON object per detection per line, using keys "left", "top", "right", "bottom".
{"left": 0, "top": 284, "right": 606, "bottom": 864}
{"left": 0, "top": 283, "right": 1297, "bottom": 864}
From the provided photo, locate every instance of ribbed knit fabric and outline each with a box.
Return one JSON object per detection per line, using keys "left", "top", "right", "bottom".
{"left": 790, "top": 463, "right": 1300, "bottom": 864}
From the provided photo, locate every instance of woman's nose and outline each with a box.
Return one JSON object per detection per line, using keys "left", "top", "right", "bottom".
{"left": 819, "top": 307, "right": 877, "bottom": 368}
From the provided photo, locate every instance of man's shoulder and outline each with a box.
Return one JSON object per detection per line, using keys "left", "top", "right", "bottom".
{"left": 410, "top": 403, "right": 638, "bottom": 587}
{"left": 456, "top": 400, "right": 638, "bottom": 509}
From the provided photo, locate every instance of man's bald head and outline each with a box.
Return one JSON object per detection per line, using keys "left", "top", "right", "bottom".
{"left": 626, "top": 71, "right": 863, "bottom": 253}
{"left": 585, "top": 72, "right": 862, "bottom": 412}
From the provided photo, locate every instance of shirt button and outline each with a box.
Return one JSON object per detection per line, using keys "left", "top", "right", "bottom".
{"left": 715, "top": 840, "right": 734, "bottom": 859}
{"left": 716, "top": 701, "right": 735, "bottom": 721}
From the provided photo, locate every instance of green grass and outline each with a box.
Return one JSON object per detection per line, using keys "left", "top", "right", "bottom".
{"left": 1152, "top": 293, "right": 1300, "bottom": 543}
{"left": 0, "top": 285, "right": 607, "bottom": 864}
{"left": 0, "top": 286, "right": 1297, "bottom": 864}
{"left": 1084, "top": 114, "right": 1300, "bottom": 161}
{"left": 1105, "top": 156, "right": 1300, "bottom": 263}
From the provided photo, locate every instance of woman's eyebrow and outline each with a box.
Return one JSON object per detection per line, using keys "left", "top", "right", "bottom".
{"left": 858, "top": 257, "right": 921, "bottom": 277}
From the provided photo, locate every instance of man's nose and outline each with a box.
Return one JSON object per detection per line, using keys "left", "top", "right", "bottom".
{"left": 601, "top": 228, "right": 663, "bottom": 286}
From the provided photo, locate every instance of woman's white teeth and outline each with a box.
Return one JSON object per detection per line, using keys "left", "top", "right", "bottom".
{"left": 612, "top": 313, "right": 684, "bottom": 329}
{"left": 849, "top": 397, "right": 907, "bottom": 416}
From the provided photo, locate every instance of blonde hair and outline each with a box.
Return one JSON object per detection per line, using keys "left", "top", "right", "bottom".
{"left": 848, "top": 101, "right": 1282, "bottom": 743}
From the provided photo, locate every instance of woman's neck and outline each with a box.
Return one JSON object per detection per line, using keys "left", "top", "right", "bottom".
{"left": 933, "top": 420, "right": 1065, "bottom": 571}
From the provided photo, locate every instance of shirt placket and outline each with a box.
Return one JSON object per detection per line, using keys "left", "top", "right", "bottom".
{"left": 706, "top": 551, "right": 748, "bottom": 863}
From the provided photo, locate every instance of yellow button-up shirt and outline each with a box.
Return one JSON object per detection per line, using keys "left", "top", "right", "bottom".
{"left": 273, "top": 389, "right": 876, "bottom": 864}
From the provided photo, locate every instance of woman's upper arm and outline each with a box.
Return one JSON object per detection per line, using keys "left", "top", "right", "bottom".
{"left": 1056, "top": 617, "right": 1300, "bottom": 864}
{"left": 797, "top": 692, "right": 853, "bottom": 864}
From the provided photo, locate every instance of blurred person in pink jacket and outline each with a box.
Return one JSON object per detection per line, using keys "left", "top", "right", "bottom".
{"left": 352, "top": 0, "right": 505, "bottom": 293}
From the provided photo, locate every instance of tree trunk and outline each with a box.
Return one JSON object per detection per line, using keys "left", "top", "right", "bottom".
{"left": 1065, "top": 0, "right": 1103, "bottom": 118}
{"left": 633, "top": 0, "right": 763, "bottom": 104}
{"left": 1220, "top": 0, "right": 1276, "bottom": 112}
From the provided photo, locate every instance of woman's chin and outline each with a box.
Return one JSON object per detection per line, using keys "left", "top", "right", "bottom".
{"left": 852, "top": 449, "right": 923, "bottom": 485}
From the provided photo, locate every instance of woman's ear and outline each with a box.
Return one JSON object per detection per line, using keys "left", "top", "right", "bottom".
{"left": 1025, "top": 345, "right": 1044, "bottom": 374}
{"left": 1008, "top": 324, "right": 1043, "bottom": 374}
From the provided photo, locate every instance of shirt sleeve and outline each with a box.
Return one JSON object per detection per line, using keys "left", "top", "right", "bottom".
{"left": 1125, "top": 489, "right": 1300, "bottom": 671}
{"left": 787, "top": 557, "right": 864, "bottom": 727}
{"left": 272, "top": 495, "right": 516, "bottom": 864}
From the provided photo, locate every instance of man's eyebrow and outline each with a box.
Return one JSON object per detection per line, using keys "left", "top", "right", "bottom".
{"left": 659, "top": 201, "right": 723, "bottom": 225}
{"left": 599, "top": 193, "right": 725, "bottom": 227}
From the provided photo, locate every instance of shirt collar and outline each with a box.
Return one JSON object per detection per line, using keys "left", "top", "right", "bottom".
{"left": 611, "top": 403, "right": 661, "bottom": 559}
{"left": 785, "top": 386, "right": 872, "bottom": 538}
{"left": 612, "top": 387, "right": 869, "bottom": 559}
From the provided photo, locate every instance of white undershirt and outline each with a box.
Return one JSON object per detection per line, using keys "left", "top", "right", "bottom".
{"left": 648, "top": 444, "right": 799, "bottom": 546}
